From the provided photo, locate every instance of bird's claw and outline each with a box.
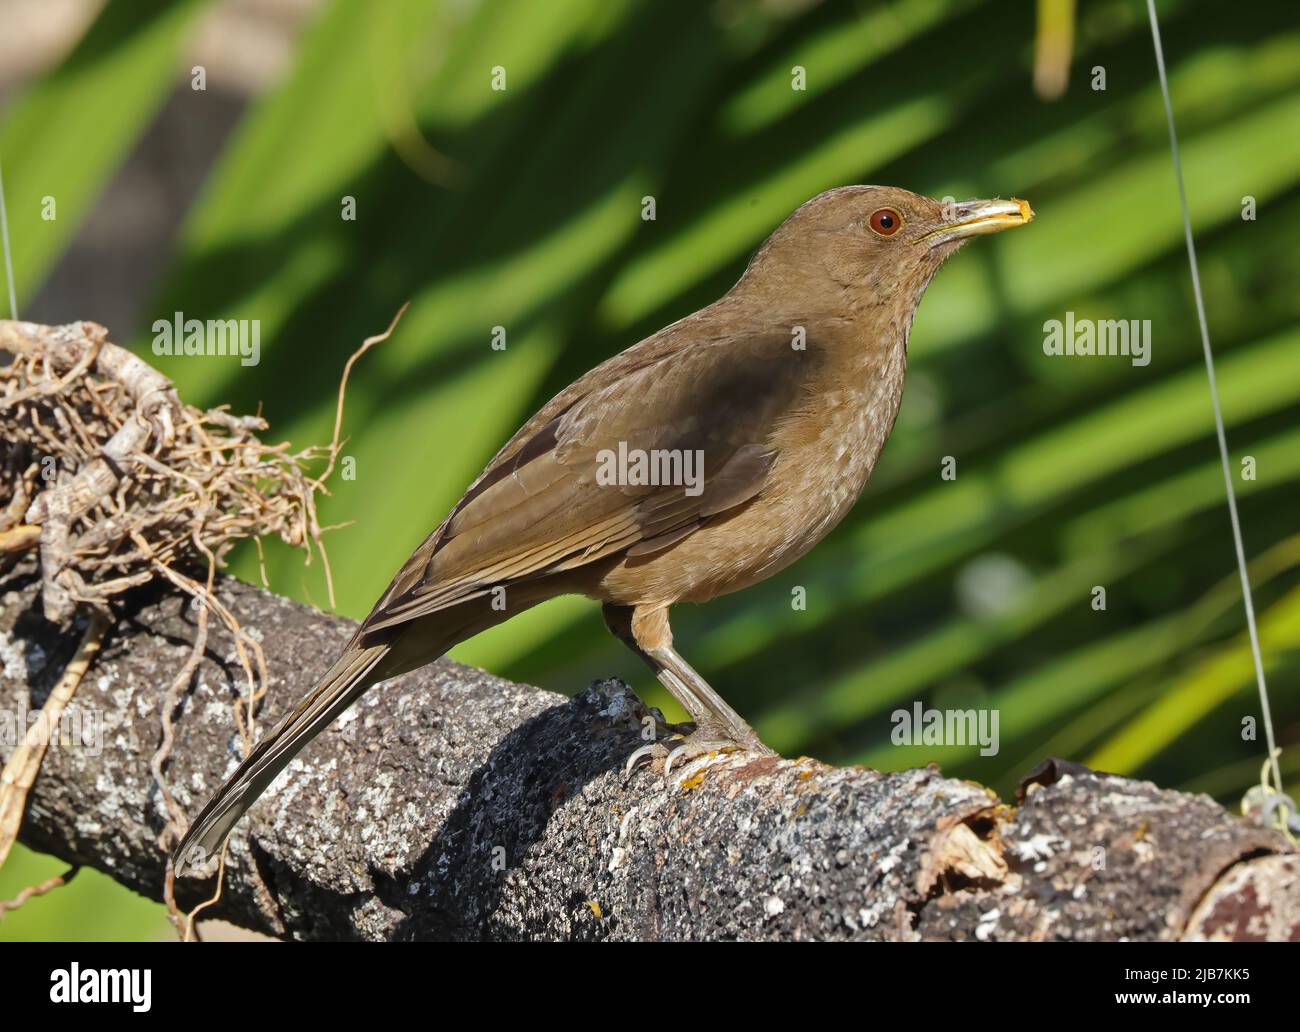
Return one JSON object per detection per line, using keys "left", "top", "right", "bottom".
{"left": 623, "top": 711, "right": 699, "bottom": 779}
{"left": 624, "top": 739, "right": 671, "bottom": 777}
{"left": 664, "top": 737, "right": 743, "bottom": 776}
{"left": 625, "top": 727, "right": 755, "bottom": 781}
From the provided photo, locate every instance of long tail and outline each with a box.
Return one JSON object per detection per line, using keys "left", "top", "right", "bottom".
{"left": 172, "top": 638, "right": 391, "bottom": 874}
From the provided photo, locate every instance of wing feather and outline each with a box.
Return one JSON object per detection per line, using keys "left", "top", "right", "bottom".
{"left": 360, "top": 322, "right": 821, "bottom": 634}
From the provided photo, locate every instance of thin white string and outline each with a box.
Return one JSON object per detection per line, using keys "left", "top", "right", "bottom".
{"left": 0, "top": 157, "right": 16, "bottom": 318}
{"left": 1145, "top": 0, "right": 1285, "bottom": 802}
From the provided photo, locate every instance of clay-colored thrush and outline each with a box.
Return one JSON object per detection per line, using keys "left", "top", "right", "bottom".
{"left": 175, "top": 186, "right": 1033, "bottom": 873}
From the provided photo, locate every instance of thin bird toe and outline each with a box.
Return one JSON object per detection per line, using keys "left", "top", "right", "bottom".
{"left": 624, "top": 740, "right": 669, "bottom": 777}
{"left": 663, "top": 737, "right": 745, "bottom": 777}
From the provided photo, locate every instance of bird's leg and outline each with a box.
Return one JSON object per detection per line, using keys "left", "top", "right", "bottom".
{"left": 648, "top": 644, "right": 775, "bottom": 773}
{"left": 603, "top": 603, "right": 774, "bottom": 776}
{"left": 602, "top": 603, "right": 694, "bottom": 773}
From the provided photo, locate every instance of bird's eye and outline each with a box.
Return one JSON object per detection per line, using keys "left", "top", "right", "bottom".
{"left": 868, "top": 208, "right": 902, "bottom": 236}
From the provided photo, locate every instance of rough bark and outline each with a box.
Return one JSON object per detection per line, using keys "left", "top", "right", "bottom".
{"left": 1, "top": 558, "right": 1296, "bottom": 941}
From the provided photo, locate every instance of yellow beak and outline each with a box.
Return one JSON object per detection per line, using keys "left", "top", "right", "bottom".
{"left": 917, "top": 197, "right": 1034, "bottom": 247}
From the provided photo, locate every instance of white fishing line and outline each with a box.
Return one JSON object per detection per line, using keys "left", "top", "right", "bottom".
{"left": 0, "top": 157, "right": 16, "bottom": 318}
{"left": 1145, "top": 0, "right": 1286, "bottom": 808}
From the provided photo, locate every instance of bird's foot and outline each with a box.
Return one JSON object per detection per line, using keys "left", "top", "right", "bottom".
{"left": 664, "top": 718, "right": 776, "bottom": 777}
{"left": 626, "top": 723, "right": 774, "bottom": 780}
{"left": 663, "top": 732, "right": 746, "bottom": 777}
{"left": 623, "top": 719, "right": 694, "bottom": 778}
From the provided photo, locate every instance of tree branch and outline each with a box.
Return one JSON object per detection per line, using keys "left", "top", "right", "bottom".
{"left": 1, "top": 558, "right": 1296, "bottom": 940}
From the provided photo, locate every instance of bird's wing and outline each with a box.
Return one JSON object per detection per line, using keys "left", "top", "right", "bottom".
{"left": 360, "top": 324, "right": 822, "bottom": 634}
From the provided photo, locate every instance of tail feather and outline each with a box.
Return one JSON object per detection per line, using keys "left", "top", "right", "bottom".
{"left": 172, "top": 641, "right": 389, "bottom": 874}
{"left": 173, "top": 589, "right": 548, "bottom": 876}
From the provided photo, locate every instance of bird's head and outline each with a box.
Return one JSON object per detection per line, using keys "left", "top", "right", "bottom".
{"left": 736, "top": 185, "right": 1033, "bottom": 314}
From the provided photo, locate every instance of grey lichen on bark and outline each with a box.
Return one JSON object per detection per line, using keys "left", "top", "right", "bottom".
{"left": 1, "top": 558, "right": 1296, "bottom": 940}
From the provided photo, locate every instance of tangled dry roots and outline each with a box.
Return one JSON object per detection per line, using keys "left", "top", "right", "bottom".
{"left": 0, "top": 316, "right": 394, "bottom": 934}
{"left": 0, "top": 319, "right": 337, "bottom": 623}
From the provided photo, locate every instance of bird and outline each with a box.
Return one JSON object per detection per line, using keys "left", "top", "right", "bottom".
{"left": 174, "top": 185, "right": 1033, "bottom": 874}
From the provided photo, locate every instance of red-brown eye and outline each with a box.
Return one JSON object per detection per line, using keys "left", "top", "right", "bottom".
{"left": 868, "top": 208, "right": 902, "bottom": 236}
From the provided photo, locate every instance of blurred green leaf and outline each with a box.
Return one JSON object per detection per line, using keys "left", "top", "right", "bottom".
{"left": 0, "top": 0, "right": 207, "bottom": 307}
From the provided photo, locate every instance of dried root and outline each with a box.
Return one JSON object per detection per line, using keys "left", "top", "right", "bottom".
{"left": 0, "top": 319, "right": 344, "bottom": 622}
{"left": 0, "top": 309, "right": 405, "bottom": 930}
